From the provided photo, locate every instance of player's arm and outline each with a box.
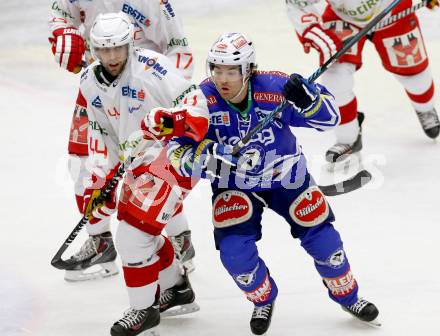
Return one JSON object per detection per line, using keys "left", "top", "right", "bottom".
{"left": 141, "top": 83, "right": 209, "bottom": 141}
{"left": 282, "top": 73, "right": 340, "bottom": 131}
{"left": 286, "top": 0, "right": 342, "bottom": 64}
{"left": 48, "top": 0, "right": 85, "bottom": 73}
{"left": 149, "top": 0, "right": 194, "bottom": 79}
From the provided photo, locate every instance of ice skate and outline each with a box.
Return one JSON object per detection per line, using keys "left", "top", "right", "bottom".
{"left": 110, "top": 303, "right": 160, "bottom": 336}
{"left": 250, "top": 301, "right": 275, "bottom": 335}
{"left": 64, "top": 231, "right": 119, "bottom": 282}
{"left": 159, "top": 272, "right": 200, "bottom": 317}
{"left": 169, "top": 230, "right": 196, "bottom": 273}
{"left": 326, "top": 112, "right": 364, "bottom": 172}
{"left": 341, "top": 297, "right": 381, "bottom": 327}
{"left": 415, "top": 108, "right": 440, "bottom": 139}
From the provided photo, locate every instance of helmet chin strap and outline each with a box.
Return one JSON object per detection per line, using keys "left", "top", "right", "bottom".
{"left": 228, "top": 73, "right": 250, "bottom": 103}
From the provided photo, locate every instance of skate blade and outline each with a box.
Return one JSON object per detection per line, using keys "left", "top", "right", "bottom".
{"left": 362, "top": 318, "right": 381, "bottom": 328}
{"left": 64, "top": 261, "right": 119, "bottom": 282}
{"left": 326, "top": 153, "right": 362, "bottom": 173}
{"left": 161, "top": 302, "right": 200, "bottom": 317}
{"left": 182, "top": 259, "right": 195, "bottom": 274}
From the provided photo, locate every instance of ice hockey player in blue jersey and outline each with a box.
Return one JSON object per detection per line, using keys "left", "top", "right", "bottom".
{"left": 142, "top": 32, "right": 380, "bottom": 335}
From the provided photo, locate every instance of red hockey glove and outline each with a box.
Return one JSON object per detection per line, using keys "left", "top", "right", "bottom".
{"left": 300, "top": 24, "right": 343, "bottom": 65}
{"left": 141, "top": 108, "right": 207, "bottom": 141}
{"left": 427, "top": 0, "right": 439, "bottom": 9}
{"left": 49, "top": 27, "right": 85, "bottom": 74}
{"left": 82, "top": 165, "right": 119, "bottom": 224}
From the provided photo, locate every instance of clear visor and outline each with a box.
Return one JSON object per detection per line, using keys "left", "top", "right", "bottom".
{"left": 93, "top": 44, "right": 129, "bottom": 62}
{"left": 207, "top": 63, "right": 243, "bottom": 82}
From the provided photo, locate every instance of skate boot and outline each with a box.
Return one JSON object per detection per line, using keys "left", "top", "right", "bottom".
{"left": 159, "top": 272, "right": 200, "bottom": 317}
{"left": 110, "top": 303, "right": 160, "bottom": 336}
{"left": 326, "top": 112, "right": 364, "bottom": 169}
{"left": 415, "top": 108, "right": 440, "bottom": 139}
{"left": 64, "top": 231, "right": 118, "bottom": 282}
{"left": 250, "top": 301, "right": 275, "bottom": 335}
{"left": 169, "top": 230, "right": 196, "bottom": 273}
{"left": 341, "top": 297, "right": 380, "bottom": 327}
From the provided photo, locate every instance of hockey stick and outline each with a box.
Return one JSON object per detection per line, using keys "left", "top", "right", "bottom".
{"left": 231, "top": 0, "right": 400, "bottom": 196}
{"left": 51, "top": 137, "right": 153, "bottom": 270}
{"left": 372, "top": 0, "right": 428, "bottom": 32}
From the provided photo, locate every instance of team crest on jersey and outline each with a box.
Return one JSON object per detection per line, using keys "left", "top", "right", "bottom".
{"left": 210, "top": 111, "right": 230, "bottom": 126}
{"left": 383, "top": 28, "right": 427, "bottom": 67}
{"left": 290, "top": 186, "right": 329, "bottom": 227}
{"left": 240, "top": 144, "right": 265, "bottom": 172}
{"left": 213, "top": 190, "right": 253, "bottom": 228}
{"left": 92, "top": 96, "right": 102, "bottom": 108}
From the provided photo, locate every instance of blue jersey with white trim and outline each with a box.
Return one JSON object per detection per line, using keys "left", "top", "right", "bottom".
{"left": 179, "top": 71, "right": 339, "bottom": 191}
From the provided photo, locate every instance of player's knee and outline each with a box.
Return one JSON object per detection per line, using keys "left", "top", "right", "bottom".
{"left": 115, "top": 220, "right": 158, "bottom": 263}
{"left": 219, "top": 235, "right": 258, "bottom": 273}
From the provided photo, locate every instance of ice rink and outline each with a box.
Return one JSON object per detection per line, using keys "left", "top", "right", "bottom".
{"left": 0, "top": 1, "right": 439, "bottom": 335}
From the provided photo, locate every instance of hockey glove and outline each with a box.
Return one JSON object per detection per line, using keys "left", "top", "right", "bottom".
{"left": 300, "top": 24, "right": 342, "bottom": 65}
{"left": 141, "top": 107, "right": 207, "bottom": 141}
{"left": 169, "top": 140, "right": 238, "bottom": 179}
{"left": 82, "top": 166, "right": 119, "bottom": 224}
{"left": 49, "top": 27, "right": 85, "bottom": 74}
{"left": 427, "top": 0, "right": 439, "bottom": 9}
{"left": 283, "top": 73, "right": 322, "bottom": 116}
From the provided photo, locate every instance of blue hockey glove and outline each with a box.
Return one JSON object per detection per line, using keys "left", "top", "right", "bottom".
{"left": 283, "top": 73, "right": 321, "bottom": 115}
{"left": 169, "top": 140, "right": 238, "bottom": 179}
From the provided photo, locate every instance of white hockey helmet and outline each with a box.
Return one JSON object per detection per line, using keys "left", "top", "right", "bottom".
{"left": 207, "top": 32, "right": 256, "bottom": 78}
{"left": 90, "top": 12, "right": 134, "bottom": 57}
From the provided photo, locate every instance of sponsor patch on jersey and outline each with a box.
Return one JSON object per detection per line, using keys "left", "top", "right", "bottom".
{"left": 160, "top": 0, "right": 175, "bottom": 20}
{"left": 138, "top": 55, "right": 168, "bottom": 76}
{"left": 253, "top": 91, "right": 284, "bottom": 104}
{"left": 213, "top": 190, "right": 253, "bottom": 228}
{"left": 128, "top": 104, "right": 142, "bottom": 114}
{"left": 210, "top": 111, "right": 230, "bottom": 126}
{"left": 290, "top": 186, "right": 329, "bottom": 227}
{"left": 167, "top": 37, "right": 188, "bottom": 49}
{"left": 323, "top": 269, "right": 357, "bottom": 298}
{"left": 122, "top": 85, "right": 145, "bottom": 101}
{"left": 206, "top": 95, "right": 217, "bottom": 106}
{"left": 244, "top": 274, "right": 272, "bottom": 304}
{"left": 92, "top": 96, "right": 102, "bottom": 108}
{"left": 122, "top": 3, "right": 150, "bottom": 26}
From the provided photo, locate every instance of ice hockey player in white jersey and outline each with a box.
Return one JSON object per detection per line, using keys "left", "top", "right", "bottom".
{"left": 48, "top": 0, "right": 196, "bottom": 280}
{"left": 76, "top": 13, "right": 207, "bottom": 335}
{"left": 286, "top": 0, "right": 440, "bottom": 165}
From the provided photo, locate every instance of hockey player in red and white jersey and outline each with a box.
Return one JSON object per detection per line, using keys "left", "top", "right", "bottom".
{"left": 76, "top": 13, "right": 206, "bottom": 335}
{"left": 286, "top": 0, "right": 440, "bottom": 165}
{"left": 48, "top": 0, "right": 196, "bottom": 280}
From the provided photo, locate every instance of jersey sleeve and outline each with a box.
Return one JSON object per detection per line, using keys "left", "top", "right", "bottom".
{"left": 285, "top": 0, "right": 324, "bottom": 35}
{"left": 145, "top": 0, "right": 194, "bottom": 80}
{"left": 49, "top": 0, "right": 82, "bottom": 33}
{"left": 283, "top": 83, "right": 340, "bottom": 131}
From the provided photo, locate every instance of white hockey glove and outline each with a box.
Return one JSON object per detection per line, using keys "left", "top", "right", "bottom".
{"left": 300, "top": 24, "right": 343, "bottom": 65}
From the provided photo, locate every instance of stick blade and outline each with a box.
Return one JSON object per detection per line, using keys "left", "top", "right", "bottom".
{"left": 319, "top": 169, "right": 372, "bottom": 196}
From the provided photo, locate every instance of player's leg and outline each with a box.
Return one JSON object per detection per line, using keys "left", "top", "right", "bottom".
{"left": 321, "top": 7, "right": 368, "bottom": 166}
{"left": 272, "top": 174, "right": 379, "bottom": 324}
{"left": 212, "top": 189, "right": 276, "bottom": 335}
{"left": 64, "top": 90, "right": 117, "bottom": 281}
{"left": 115, "top": 168, "right": 199, "bottom": 328}
{"left": 372, "top": 1, "right": 439, "bottom": 139}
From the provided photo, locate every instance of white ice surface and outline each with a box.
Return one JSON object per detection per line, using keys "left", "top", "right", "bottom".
{"left": 0, "top": 1, "right": 439, "bottom": 335}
